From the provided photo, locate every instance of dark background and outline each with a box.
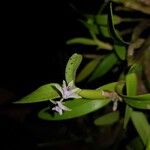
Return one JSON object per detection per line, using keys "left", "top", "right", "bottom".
{"left": 1, "top": 0, "right": 102, "bottom": 96}
{"left": 0, "top": 1, "right": 104, "bottom": 150}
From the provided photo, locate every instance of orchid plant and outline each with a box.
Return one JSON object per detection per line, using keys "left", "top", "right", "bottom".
{"left": 15, "top": 53, "right": 150, "bottom": 149}
{"left": 14, "top": 0, "right": 150, "bottom": 149}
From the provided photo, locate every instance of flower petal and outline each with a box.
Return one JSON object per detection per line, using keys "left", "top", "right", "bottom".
{"left": 113, "top": 101, "right": 118, "bottom": 111}
{"left": 62, "top": 80, "right": 67, "bottom": 90}
{"left": 57, "top": 101, "right": 71, "bottom": 111}
{"left": 50, "top": 99, "right": 56, "bottom": 104}
{"left": 52, "top": 106, "right": 63, "bottom": 115}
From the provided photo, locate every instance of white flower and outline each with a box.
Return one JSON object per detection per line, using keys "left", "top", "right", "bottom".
{"left": 50, "top": 80, "right": 81, "bottom": 115}
{"left": 53, "top": 80, "right": 81, "bottom": 99}
{"left": 102, "top": 90, "right": 122, "bottom": 111}
{"left": 50, "top": 99, "right": 71, "bottom": 115}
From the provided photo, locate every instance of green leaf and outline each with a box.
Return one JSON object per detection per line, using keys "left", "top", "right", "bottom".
{"left": 124, "top": 73, "right": 137, "bottom": 128}
{"left": 108, "top": 2, "right": 129, "bottom": 45}
{"left": 82, "top": 18, "right": 99, "bottom": 35}
{"left": 67, "top": 20, "right": 113, "bottom": 50}
{"left": 114, "top": 45, "right": 126, "bottom": 60}
{"left": 124, "top": 105, "right": 133, "bottom": 129}
{"left": 116, "top": 81, "right": 150, "bottom": 109}
{"left": 131, "top": 111, "right": 150, "bottom": 146}
{"left": 88, "top": 53, "right": 118, "bottom": 81}
{"left": 123, "top": 93, "right": 150, "bottom": 100}
{"left": 94, "top": 111, "right": 119, "bottom": 126}
{"left": 146, "top": 138, "right": 150, "bottom": 150}
{"left": 76, "top": 57, "right": 101, "bottom": 82}
{"left": 126, "top": 73, "right": 137, "bottom": 96}
{"left": 120, "top": 94, "right": 150, "bottom": 109}
{"left": 98, "top": 82, "right": 117, "bottom": 91}
{"left": 14, "top": 84, "right": 60, "bottom": 103}
{"left": 65, "top": 53, "right": 83, "bottom": 84}
{"left": 122, "top": 94, "right": 150, "bottom": 105}
{"left": 79, "top": 89, "right": 107, "bottom": 99}
{"left": 100, "top": 26, "right": 110, "bottom": 38}
{"left": 94, "top": 38, "right": 113, "bottom": 50}
{"left": 124, "top": 98, "right": 150, "bottom": 109}
{"left": 79, "top": 82, "right": 117, "bottom": 99}
{"left": 66, "top": 38, "right": 97, "bottom": 46}
{"left": 95, "top": 14, "right": 122, "bottom": 26}
{"left": 66, "top": 35, "right": 112, "bottom": 51}
{"left": 38, "top": 98, "right": 110, "bottom": 120}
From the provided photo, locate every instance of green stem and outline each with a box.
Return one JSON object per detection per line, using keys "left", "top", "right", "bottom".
{"left": 79, "top": 89, "right": 107, "bottom": 99}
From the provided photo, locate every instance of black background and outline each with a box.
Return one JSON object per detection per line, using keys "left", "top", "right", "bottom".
{"left": 0, "top": 1, "right": 103, "bottom": 150}
{"left": 0, "top": 0, "right": 102, "bottom": 95}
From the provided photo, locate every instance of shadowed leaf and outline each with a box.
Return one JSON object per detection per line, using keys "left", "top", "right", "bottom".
{"left": 94, "top": 111, "right": 119, "bottom": 126}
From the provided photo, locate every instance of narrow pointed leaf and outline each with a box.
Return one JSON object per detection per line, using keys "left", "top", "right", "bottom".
{"left": 124, "top": 73, "right": 137, "bottom": 128}
{"left": 100, "top": 26, "right": 110, "bottom": 38}
{"left": 38, "top": 98, "right": 110, "bottom": 120}
{"left": 88, "top": 53, "right": 118, "bottom": 81}
{"left": 66, "top": 38, "right": 97, "bottom": 46}
{"left": 108, "top": 2, "right": 129, "bottom": 45}
{"left": 131, "top": 111, "right": 150, "bottom": 145}
{"left": 116, "top": 82, "right": 150, "bottom": 109}
{"left": 124, "top": 98, "right": 150, "bottom": 109}
{"left": 76, "top": 57, "right": 101, "bottom": 82}
{"left": 119, "top": 93, "right": 150, "bottom": 109}
{"left": 123, "top": 94, "right": 150, "bottom": 101}
{"left": 124, "top": 105, "right": 133, "bottom": 129}
{"left": 95, "top": 38, "right": 113, "bottom": 50}
{"left": 82, "top": 19, "right": 99, "bottom": 35}
{"left": 14, "top": 84, "right": 60, "bottom": 103}
{"left": 114, "top": 45, "right": 126, "bottom": 60}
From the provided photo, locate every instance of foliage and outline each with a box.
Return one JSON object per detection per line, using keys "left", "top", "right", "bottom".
{"left": 14, "top": 0, "right": 150, "bottom": 149}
